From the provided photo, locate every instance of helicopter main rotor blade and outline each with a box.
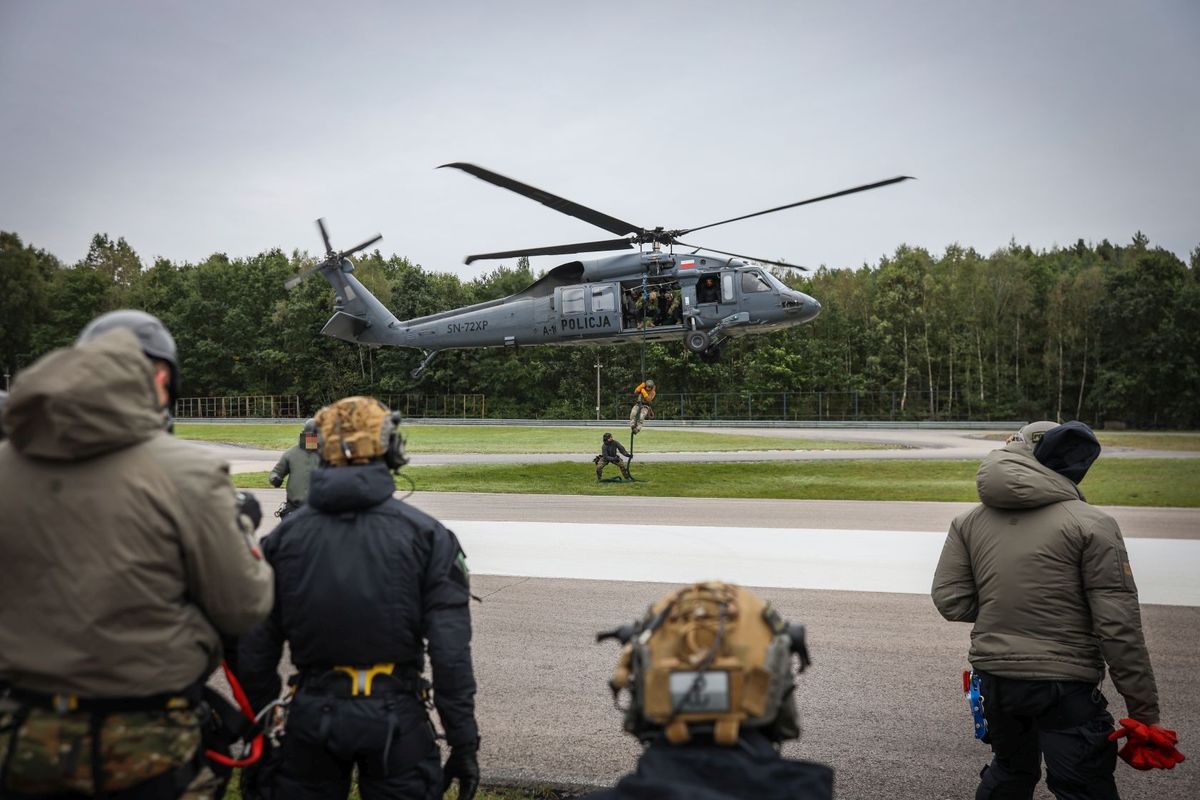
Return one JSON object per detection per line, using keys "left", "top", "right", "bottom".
{"left": 316, "top": 218, "right": 335, "bottom": 258}
{"left": 341, "top": 233, "right": 383, "bottom": 258}
{"left": 284, "top": 261, "right": 328, "bottom": 290}
{"left": 679, "top": 175, "right": 915, "bottom": 237}
{"left": 673, "top": 240, "right": 809, "bottom": 271}
{"left": 440, "top": 162, "right": 644, "bottom": 238}
{"left": 463, "top": 237, "right": 635, "bottom": 265}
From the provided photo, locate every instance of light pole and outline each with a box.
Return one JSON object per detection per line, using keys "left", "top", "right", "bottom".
{"left": 595, "top": 353, "right": 602, "bottom": 420}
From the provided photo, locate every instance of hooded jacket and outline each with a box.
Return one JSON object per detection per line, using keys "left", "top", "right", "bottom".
{"left": 238, "top": 460, "right": 479, "bottom": 748}
{"left": 0, "top": 329, "right": 273, "bottom": 697}
{"left": 931, "top": 440, "right": 1159, "bottom": 723}
{"left": 581, "top": 731, "right": 833, "bottom": 800}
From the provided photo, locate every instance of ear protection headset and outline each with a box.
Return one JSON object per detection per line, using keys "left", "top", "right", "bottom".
{"left": 379, "top": 408, "right": 408, "bottom": 471}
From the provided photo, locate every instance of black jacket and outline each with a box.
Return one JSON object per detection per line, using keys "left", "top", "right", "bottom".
{"left": 601, "top": 438, "right": 631, "bottom": 461}
{"left": 239, "top": 461, "right": 478, "bottom": 747}
{"left": 582, "top": 731, "right": 833, "bottom": 800}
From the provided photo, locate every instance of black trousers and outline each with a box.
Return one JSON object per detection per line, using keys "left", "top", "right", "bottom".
{"left": 975, "top": 673, "right": 1118, "bottom": 800}
{"left": 270, "top": 689, "right": 440, "bottom": 800}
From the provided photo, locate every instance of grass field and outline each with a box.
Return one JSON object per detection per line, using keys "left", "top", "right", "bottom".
{"left": 177, "top": 423, "right": 892, "bottom": 453}
{"left": 974, "top": 431, "right": 1200, "bottom": 451}
{"left": 233, "top": 457, "right": 1200, "bottom": 507}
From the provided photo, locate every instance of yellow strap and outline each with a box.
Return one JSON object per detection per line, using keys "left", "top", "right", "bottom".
{"left": 332, "top": 663, "right": 395, "bottom": 696}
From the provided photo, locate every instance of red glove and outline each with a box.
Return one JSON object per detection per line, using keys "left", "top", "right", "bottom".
{"left": 1108, "top": 718, "right": 1185, "bottom": 770}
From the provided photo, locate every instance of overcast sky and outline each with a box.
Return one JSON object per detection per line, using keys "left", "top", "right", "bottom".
{"left": 1, "top": 1, "right": 1197, "bottom": 279}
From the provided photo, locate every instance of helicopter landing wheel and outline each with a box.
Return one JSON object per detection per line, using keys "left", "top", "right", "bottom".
{"left": 684, "top": 330, "right": 710, "bottom": 353}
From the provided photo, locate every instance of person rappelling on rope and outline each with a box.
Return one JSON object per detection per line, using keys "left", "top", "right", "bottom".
{"left": 630, "top": 378, "right": 656, "bottom": 435}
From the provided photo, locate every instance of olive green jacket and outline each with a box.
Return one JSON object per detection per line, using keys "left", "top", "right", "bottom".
{"left": 932, "top": 441, "right": 1159, "bottom": 723}
{"left": 270, "top": 445, "right": 319, "bottom": 505}
{"left": 0, "top": 330, "right": 274, "bottom": 698}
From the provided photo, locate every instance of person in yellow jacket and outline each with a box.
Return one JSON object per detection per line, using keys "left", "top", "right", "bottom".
{"left": 630, "top": 379, "right": 656, "bottom": 435}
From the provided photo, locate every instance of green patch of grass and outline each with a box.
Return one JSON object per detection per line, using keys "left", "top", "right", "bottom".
{"left": 233, "top": 458, "right": 1200, "bottom": 507}
{"left": 974, "top": 431, "right": 1200, "bottom": 451}
{"left": 178, "top": 423, "right": 891, "bottom": 454}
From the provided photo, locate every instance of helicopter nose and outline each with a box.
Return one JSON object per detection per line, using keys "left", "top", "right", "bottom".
{"left": 802, "top": 294, "right": 822, "bottom": 322}
{"left": 783, "top": 291, "right": 822, "bottom": 323}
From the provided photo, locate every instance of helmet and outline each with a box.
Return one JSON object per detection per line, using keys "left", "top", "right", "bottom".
{"left": 603, "top": 431, "right": 614, "bottom": 441}
{"left": 77, "top": 310, "right": 179, "bottom": 401}
{"left": 600, "top": 581, "right": 810, "bottom": 746}
{"left": 645, "top": 379, "right": 655, "bottom": 390}
{"left": 299, "top": 417, "right": 318, "bottom": 448}
{"left": 1012, "top": 420, "right": 1058, "bottom": 446}
{"left": 314, "top": 396, "right": 406, "bottom": 470}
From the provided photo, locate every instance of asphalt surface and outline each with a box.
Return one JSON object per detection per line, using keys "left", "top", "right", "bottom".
{"left": 465, "top": 575, "right": 1200, "bottom": 800}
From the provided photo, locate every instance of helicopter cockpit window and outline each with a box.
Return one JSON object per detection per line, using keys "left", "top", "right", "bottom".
{"left": 741, "top": 270, "right": 772, "bottom": 293}
{"left": 590, "top": 285, "right": 616, "bottom": 313}
{"left": 562, "top": 287, "right": 585, "bottom": 314}
{"left": 722, "top": 273, "right": 735, "bottom": 302}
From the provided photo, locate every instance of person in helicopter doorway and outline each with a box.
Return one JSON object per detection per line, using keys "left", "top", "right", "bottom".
{"left": 269, "top": 417, "right": 320, "bottom": 518}
{"left": 594, "top": 432, "right": 633, "bottom": 482}
{"left": 697, "top": 275, "right": 720, "bottom": 304}
{"left": 655, "top": 286, "right": 678, "bottom": 325}
{"left": 630, "top": 379, "right": 656, "bottom": 435}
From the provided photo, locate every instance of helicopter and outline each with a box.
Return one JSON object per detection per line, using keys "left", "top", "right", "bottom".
{"left": 287, "top": 164, "right": 912, "bottom": 379}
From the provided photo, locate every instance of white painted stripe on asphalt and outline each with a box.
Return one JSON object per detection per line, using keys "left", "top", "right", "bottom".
{"left": 447, "top": 521, "right": 1200, "bottom": 607}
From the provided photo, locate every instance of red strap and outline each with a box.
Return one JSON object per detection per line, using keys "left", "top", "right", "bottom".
{"left": 204, "top": 660, "right": 265, "bottom": 768}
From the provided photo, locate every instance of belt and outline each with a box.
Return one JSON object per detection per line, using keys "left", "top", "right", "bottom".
{"left": 2, "top": 685, "right": 199, "bottom": 715}
{"left": 298, "top": 664, "right": 424, "bottom": 699}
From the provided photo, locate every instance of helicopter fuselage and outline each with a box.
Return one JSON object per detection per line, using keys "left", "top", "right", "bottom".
{"left": 321, "top": 250, "right": 821, "bottom": 359}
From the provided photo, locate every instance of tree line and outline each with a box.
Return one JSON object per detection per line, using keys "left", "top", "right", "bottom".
{"left": 1, "top": 230, "right": 1197, "bottom": 427}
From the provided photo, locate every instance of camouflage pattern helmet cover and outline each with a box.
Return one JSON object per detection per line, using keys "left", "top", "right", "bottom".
{"left": 606, "top": 581, "right": 805, "bottom": 747}
{"left": 76, "top": 310, "right": 179, "bottom": 401}
{"left": 314, "top": 396, "right": 406, "bottom": 469}
{"left": 645, "top": 379, "right": 655, "bottom": 389}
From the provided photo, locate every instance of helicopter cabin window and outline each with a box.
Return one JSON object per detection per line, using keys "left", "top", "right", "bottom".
{"left": 741, "top": 270, "right": 771, "bottom": 293}
{"left": 561, "top": 287, "right": 586, "bottom": 314}
{"left": 722, "top": 273, "right": 735, "bottom": 303}
{"left": 590, "top": 285, "right": 616, "bottom": 313}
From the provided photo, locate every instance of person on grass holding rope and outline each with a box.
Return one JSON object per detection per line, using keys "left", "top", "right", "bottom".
{"left": 594, "top": 432, "right": 633, "bottom": 482}
{"left": 629, "top": 379, "right": 656, "bottom": 436}
{"left": 238, "top": 396, "right": 480, "bottom": 800}
{"left": 0, "top": 310, "right": 273, "bottom": 799}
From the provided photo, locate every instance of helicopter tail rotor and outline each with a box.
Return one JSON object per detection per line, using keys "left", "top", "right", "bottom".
{"left": 285, "top": 219, "right": 383, "bottom": 290}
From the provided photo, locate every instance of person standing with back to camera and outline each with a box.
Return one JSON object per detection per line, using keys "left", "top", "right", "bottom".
{"left": 0, "top": 310, "right": 273, "bottom": 799}
{"left": 239, "top": 396, "right": 480, "bottom": 800}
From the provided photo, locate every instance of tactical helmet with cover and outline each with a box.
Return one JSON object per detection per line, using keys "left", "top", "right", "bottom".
{"left": 314, "top": 396, "right": 406, "bottom": 470}
{"left": 76, "top": 310, "right": 180, "bottom": 402}
{"left": 600, "top": 581, "right": 810, "bottom": 747}
{"left": 299, "top": 417, "right": 319, "bottom": 448}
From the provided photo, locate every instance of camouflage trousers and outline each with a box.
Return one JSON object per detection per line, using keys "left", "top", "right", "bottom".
{"left": 0, "top": 706, "right": 220, "bottom": 798}
{"left": 629, "top": 403, "right": 652, "bottom": 434}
